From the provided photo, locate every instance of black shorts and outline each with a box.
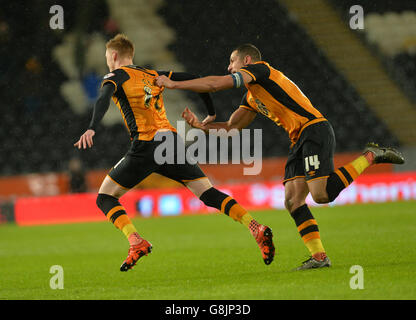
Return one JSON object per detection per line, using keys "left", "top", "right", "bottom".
{"left": 108, "top": 131, "right": 206, "bottom": 189}
{"left": 283, "top": 120, "right": 336, "bottom": 184}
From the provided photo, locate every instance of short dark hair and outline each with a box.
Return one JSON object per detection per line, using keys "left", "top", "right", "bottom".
{"left": 235, "top": 43, "right": 262, "bottom": 62}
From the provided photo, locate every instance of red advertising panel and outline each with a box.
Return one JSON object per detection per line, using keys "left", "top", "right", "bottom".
{"left": 15, "top": 193, "right": 102, "bottom": 225}
{"left": 14, "top": 172, "right": 416, "bottom": 226}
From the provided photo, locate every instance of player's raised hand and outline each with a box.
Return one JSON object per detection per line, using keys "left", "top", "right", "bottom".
{"left": 182, "top": 107, "right": 204, "bottom": 129}
{"left": 154, "top": 75, "right": 175, "bottom": 89}
{"left": 74, "top": 129, "right": 95, "bottom": 149}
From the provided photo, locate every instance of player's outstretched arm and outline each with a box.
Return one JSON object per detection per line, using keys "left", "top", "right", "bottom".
{"left": 74, "top": 129, "right": 95, "bottom": 149}
{"left": 73, "top": 82, "right": 114, "bottom": 150}
{"left": 182, "top": 106, "right": 256, "bottom": 133}
{"left": 168, "top": 71, "right": 216, "bottom": 117}
{"left": 155, "top": 71, "right": 253, "bottom": 93}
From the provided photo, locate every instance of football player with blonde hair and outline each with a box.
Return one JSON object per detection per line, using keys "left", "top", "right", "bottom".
{"left": 74, "top": 35, "right": 275, "bottom": 271}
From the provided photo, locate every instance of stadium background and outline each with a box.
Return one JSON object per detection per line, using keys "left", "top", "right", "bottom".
{"left": 0, "top": 0, "right": 415, "bottom": 224}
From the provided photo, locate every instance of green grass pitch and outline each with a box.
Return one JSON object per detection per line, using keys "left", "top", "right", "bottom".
{"left": 0, "top": 201, "right": 415, "bottom": 300}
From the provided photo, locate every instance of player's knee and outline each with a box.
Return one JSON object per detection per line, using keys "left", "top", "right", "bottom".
{"left": 310, "top": 191, "right": 329, "bottom": 204}
{"left": 96, "top": 193, "right": 105, "bottom": 209}
{"left": 284, "top": 197, "right": 293, "bottom": 211}
{"left": 199, "top": 187, "right": 229, "bottom": 210}
{"left": 284, "top": 196, "right": 305, "bottom": 213}
{"left": 96, "top": 193, "right": 119, "bottom": 213}
{"left": 185, "top": 177, "right": 212, "bottom": 198}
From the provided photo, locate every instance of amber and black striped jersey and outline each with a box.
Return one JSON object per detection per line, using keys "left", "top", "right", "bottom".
{"left": 239, "top": 61, "right": 326, "bottom": 146}
{"left": 99, "top": 65, "right": 176, "bottom": 141}
{"left": 91, "top": 65, "right": 215, "bottom": 141}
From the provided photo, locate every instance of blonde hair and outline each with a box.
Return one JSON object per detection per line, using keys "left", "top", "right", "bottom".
{"left": 106, "top": 34, "right": 134, "bottom": 59}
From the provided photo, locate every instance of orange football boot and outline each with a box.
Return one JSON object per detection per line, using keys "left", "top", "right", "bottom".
{"left": 120, "top": 239, "right": 152, "bottom": 272}
{"left": 250, "top": 221, "right": 276, "bottom": 265}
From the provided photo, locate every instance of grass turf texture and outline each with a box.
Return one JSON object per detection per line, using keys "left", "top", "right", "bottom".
{"left": 0, "top": 201, "right": 415, "bottom": 300}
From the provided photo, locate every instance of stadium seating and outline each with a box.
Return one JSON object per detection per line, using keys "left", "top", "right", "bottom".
{"left": 0, "top": 0, "right": 404, "bottom": 176}
{"left": 329, "top": 0, "right": 416, "bottom": 104}
{"left": 0, "top": 1, "right": 129, "bottom": 176}
{"left": 158, "top": 0, "right": 399, "bottom": 155}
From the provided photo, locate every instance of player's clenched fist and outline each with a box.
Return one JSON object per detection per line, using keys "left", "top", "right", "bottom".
{"left": 74, "top": 129, "right": 95, "bottom": 149}
{"left": 154, "top": 75, "right": 175, "bottom": 88}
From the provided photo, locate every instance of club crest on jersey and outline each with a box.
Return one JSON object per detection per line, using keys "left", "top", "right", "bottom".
{"left": 103, "top": 73, "right": 115, "bottom": 79}
{"left": 255, "top": 99, "right": 269, "bottom": 116}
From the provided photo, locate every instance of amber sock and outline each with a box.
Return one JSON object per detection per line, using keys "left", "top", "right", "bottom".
{"left": 291, "top": 204, "right": 325, "bottom": 256}
{"left": 199, "top": 187, "right": 257, "bottom": 229}
{"left": 96, "top": 193, "right": 138, "bottom": 241}
{"left": 326, "top": 152, "right": 374, "bottom": 202}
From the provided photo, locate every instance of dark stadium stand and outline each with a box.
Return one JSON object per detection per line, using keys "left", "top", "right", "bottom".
{"left": 0, "top": 1, "right": 129, "bottom": 176}
{"left": 328, "top": 0, "right": 416, "bottom": 15}
{"left": 391, "top": 53, "right": 416, "bottom": 103}
{"left": 158, "top": 0, "right": 399, "bottom": 157}
{"left": 0, "top": 0, "right": 403, "bottom": 176}
{"left": 328, "top": 0, "right": 416, "bottom": 104}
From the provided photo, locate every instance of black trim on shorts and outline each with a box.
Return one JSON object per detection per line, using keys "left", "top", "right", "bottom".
{"left": 284, "top": 121, "right": 336, "bottom": 184}
{"left": 108, "top": 131, "right": 206, "bottom": 189}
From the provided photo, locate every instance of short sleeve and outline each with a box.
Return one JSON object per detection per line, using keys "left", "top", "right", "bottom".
{"left": 239, "top": 92, "right": 257, "bottom": 113}
{"left": 156, "top": 70, "right": 173, "bottom": 79}
{"left": 157, "top": 71, "right": 202, "bottom": 81}
{"left": 240, "top": 63, "right": 270, "bottom": 82}
{"left": 101, "top": 68, "right": 130, "bottom": 92}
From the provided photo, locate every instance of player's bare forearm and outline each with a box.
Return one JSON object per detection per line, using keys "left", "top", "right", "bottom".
{"left": 201, "top": 116, "right": 253, "bottom": 133}
{"left": 201, "top": 121, "right": 238, "bottom": 132}
{"left": 220, "top": 107, "right": 256, "bottom": 131}
{"left": 156, "top": 75, "right": 234, "bottom": 93}
{"left": 182, "top": 106, "right": 256, "bottom": 133}
{"left": 175, "top": 76, "right": 232, "bottom": 92}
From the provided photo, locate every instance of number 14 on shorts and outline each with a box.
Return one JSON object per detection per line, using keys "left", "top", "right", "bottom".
{"left": 305, "top": 155, "right": 320, "bottom": 171}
